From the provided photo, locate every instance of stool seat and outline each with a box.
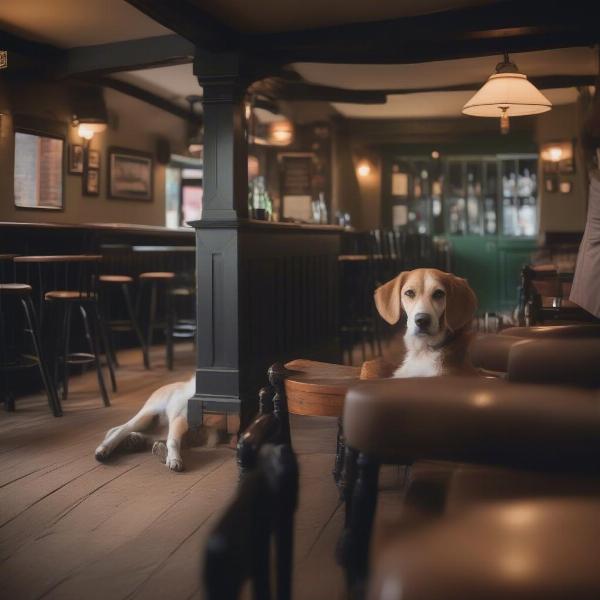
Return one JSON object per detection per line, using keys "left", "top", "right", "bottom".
{"left": 139, "top": 271, "right": 175, "bottom": 280}
{"left": 0, "top": 283, "right": 32, "bottom": 295}
{"left": 44, "top": 291, "right": 97, "bottom": 301}
{"left": 169, "top": 286, "right": 194, "bottom": 297}
{"left": 99, "top": 274, "right": 133, "bottom": 284}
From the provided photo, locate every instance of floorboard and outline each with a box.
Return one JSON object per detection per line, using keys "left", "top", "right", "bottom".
{"left": 0, "top": 344, "right": 373, "bottom": 600}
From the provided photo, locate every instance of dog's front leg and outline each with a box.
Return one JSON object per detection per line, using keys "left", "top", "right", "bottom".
{"left": 153, "top": 415, "right": 188, "bottom": 472}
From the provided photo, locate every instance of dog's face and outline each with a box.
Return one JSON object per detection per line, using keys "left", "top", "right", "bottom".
{"left": 374, "top": 268, "right": 477, "bottom": 344}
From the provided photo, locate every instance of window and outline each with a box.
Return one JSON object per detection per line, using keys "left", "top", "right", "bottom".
{"left": 14, "top": 131, "right": 64, "bottom": 210}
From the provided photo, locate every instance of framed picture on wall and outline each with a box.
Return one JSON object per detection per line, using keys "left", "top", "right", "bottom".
{"left": 108, "top": 147, "right": 153, "bottom": 201}
{"left": 88, "top": 149, "right": 101, "bottom": 169}
{"left": 83, "top": 168, "right": 99, "bottom": 196}
{"left": 68, "top": 144, "right": 84, "bottom": 174}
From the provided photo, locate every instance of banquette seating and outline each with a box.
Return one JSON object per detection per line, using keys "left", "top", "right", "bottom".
{"left": 340, "top": 326, "right": 600, "bottom": 598}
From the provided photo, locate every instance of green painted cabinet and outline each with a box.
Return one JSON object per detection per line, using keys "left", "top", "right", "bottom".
{"left": 447, "top": 235, "right": 537, "bottom": 313}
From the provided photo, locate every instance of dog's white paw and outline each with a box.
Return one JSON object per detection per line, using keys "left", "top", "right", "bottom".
{"left": 166, "top": 457, "right": 184, "bottom": 472}
{"left": 95, "top": 445, "right": 110, "bottom": 462}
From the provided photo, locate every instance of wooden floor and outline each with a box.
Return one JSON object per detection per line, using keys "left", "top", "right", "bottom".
{"left": 0, "top": 343, "right": 371, "bottom": 600}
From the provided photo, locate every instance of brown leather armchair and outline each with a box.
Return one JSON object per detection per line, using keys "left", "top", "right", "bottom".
{"left": 369, "top": 497, "right": 600, "bottom": 600}
{"left": 340, "top": 376, "right": 600, "bottom": 594}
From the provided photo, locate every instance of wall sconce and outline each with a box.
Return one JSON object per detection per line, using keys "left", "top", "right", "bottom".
{"left": 356, "top": 159, "right": 371, "bottom": 178}
{"left": 268, "top": 119, "right": 294, "bottom": 146}
{"left": 540, "top": 140, "right": 574, "bottom": 173}
{"left": 71, "top": 84, "right": 108, "bottom": 142}
{"left": 76, "top": 122, "right": 107, "bottom": 140}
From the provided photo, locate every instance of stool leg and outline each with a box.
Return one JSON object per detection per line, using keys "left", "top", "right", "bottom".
{"left": 95, "top": 304, "right": 117, "bottom": 393}
{"left": 165, "top": 283, "right": 174, "bottom": 371}
{"left": 147, "top": 281, "right": 157, "bottom": 358}
{"left": 122, "top": 283, "right": 149, "bottom": 370}
{"left": 80, "top": 304, "right": 110, "bottom": 407}
{"left": 61, "top": 303, "right": 72, "bottom": 401}
{"left": 22, "top": 297, "right": 62, "bottom": 417}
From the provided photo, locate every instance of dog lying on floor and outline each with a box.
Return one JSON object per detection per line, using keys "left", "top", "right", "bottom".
{"left": 95, "top": 375, "right": 215, "bottom": 472}
{"left": 363, "top": 268, "right": 478, "bottom": 379}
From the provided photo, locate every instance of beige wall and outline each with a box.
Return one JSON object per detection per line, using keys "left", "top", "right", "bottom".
{"left": 0, "top": 81, "right": 187, "bottom": 225}
{"left": 536, "top": 101, "right": 588, "bottom": 233}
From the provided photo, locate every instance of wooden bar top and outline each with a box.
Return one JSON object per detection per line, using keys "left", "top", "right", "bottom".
{"left": 0, "top": 221, "right": 194, "bottom": 236}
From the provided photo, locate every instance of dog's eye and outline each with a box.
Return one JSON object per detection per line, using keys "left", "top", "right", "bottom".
{"left": 432, "top": 289, "right": 446, "bottom": 300}
{"left": 404, "top": 289, "right": 415, "bottom": 298}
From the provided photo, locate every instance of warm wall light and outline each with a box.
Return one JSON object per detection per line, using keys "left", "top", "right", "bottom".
{"left": 540, "top": 141, "right": 573, "bottom": 163}
{"left": 268, "top": 119, "right": 294, "bottom": 146}
{"left": 431, "top": 150, "right": 440, "bottom": 159}
{"left": 356, "top": 159, "right": 371, "bottom": 178}
{"left": 463, "top": 53, "right": 552, "bottom": 134}
{"left": 77, "top": 122, "right": 106, "bottom": 140}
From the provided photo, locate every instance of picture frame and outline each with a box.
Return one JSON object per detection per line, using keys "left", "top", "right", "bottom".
{"left": 87, "top": 149, "right": 100, "bottom": 170}
{"left": 108, "top": 147, "right": 153, "bottom": 201}
{"left": 544, "top": 175, "right": 557, "bottom": 193}
{"left": 559, "top": 180, "right": 572, "bottom": 194}
{"left": 83, "top": 168, "right": 100, "bottom": 196}
{"left": 68, "top": 144, "right": 84, "bottom": 174}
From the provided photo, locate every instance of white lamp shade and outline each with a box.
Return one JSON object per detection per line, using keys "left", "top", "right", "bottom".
{"left": 462, "top": 72, "right": 552, "bottom": 117}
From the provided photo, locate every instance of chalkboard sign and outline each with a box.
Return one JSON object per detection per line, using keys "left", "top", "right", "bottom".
{"left": 280, "top": 154, "right": 313, "bottom": 221}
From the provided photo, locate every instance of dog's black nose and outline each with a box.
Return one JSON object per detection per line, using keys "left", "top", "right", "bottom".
{"left": 415, "top": 313, "right": 431, "bottom": 330}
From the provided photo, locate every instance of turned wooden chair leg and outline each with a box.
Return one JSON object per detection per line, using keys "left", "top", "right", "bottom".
{"left": 346, "top": 452, "right": 379, "bottom": 595}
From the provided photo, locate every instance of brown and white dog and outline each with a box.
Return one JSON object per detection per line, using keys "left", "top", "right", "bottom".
{"left": 374, "top": 268, "right": 478, "bottom": 378}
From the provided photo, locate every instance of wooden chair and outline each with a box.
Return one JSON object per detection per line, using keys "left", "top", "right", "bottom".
{"left": 204, "top": 443, "right": 299, "bottom": 600}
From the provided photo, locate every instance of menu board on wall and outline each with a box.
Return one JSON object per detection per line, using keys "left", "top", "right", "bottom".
{"left": 14, "top": 132, "right": 63, "bottom": 209}
{"left": 280, "top": 154, "right": 313, "bottom": 221}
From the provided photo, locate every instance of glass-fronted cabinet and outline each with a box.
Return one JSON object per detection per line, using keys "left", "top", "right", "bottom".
{"left": 386, "top": 153, "right": 538, "bottom": 312}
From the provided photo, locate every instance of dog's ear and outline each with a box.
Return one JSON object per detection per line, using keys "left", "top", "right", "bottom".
{"left": 374, "top": 272, "right": 408, "bottom": 325}
{"left": 444, "top": 274, "right": 478, "bottom": 332}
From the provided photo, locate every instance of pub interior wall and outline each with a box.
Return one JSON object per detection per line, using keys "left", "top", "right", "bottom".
{"left": 0, "top": 81, "right": 187, "bottom": 226}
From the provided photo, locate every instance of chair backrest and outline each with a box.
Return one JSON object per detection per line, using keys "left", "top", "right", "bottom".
{"left": 204, "top": 444, "right": 299, "bottom": 600}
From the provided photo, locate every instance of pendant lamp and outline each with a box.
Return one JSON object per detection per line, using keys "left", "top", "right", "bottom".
{"left": 462, "top": 53, "right": 552, "bottom": 134}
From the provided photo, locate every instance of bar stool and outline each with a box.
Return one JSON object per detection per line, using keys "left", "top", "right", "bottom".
{"left": 0, "top": 255, "right": 61, "bottom": 416}
{"left": 134, "top": 245, "right": 196, "bottom": 370}
{"left": 14, "top": 255, "right": 114, "bottom": 407}
{"left": 99, "top": 274, "right": 150, "bottom": 370}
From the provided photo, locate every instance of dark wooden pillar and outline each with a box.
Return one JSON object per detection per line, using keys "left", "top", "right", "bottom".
{"left": 188, "top": 51, "right": 249, "bottom": 427}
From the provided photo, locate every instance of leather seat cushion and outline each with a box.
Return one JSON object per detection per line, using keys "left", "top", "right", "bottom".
{"left": 469, "top": 334, "right": 525, "bottom": 372}
{"left": 508, "top": 338, "right": 600, "bottom": 387}
{"left": 343, "top": 377, "right": 599, "bottom": 466}
{"left": 369, "top": 498, "right": 600, "bottom": 600}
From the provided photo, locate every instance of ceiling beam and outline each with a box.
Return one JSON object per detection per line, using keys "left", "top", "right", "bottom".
{"left": 254, "top": 74, "right": 595, "bottom": 106}
{"left": 245, "top": 0, "right": 599, "bottom": 65}
{"left": 96, "top": 76, "right": 201, "bottom": 124}
{"left": 124, "top": 0, "right": 238, "bottom": 50}
{"left": 57, "top": 34, "right": 195, "bottom": 78}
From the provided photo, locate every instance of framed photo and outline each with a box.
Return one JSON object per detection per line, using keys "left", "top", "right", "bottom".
{"left": 544, "top": 175, "right": 557, "bottom": 193}
{"left": 108, "top": 147, "right": 153, "bottom": 201}
{"left": 83, "top": 169, "right": 99, "bottom": 196}
{"left": 559, "top": 180, "right": 572, "bottom": 194}
{"left": 88, "top": 149, "right": 100, "bottom": 169}
{"left": 69, "top": 144, "right": 84, "bottom": 174}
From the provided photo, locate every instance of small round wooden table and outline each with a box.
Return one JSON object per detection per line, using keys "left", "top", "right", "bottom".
{"left": 282, "top": 359, "right": 361, "bottom": 484}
